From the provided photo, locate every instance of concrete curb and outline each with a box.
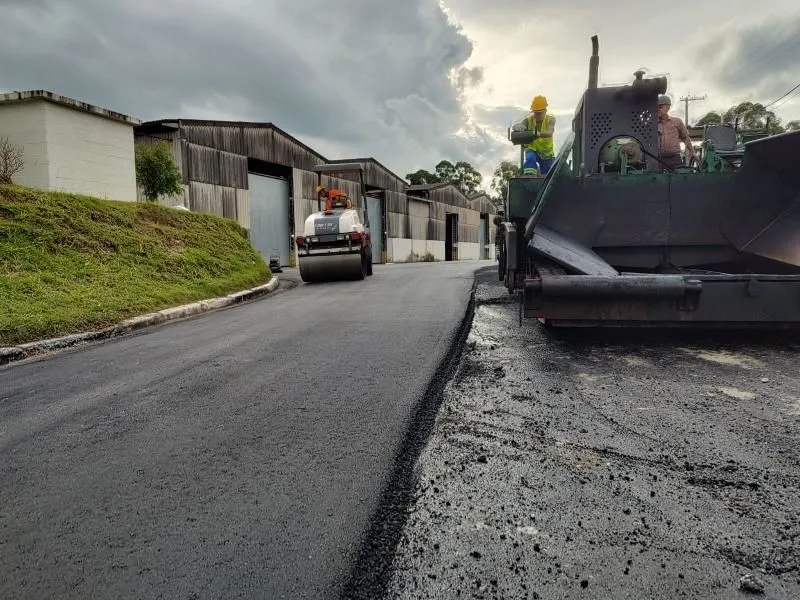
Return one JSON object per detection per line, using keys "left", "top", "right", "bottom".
{"left": 0, "top": 276, "right": 280, "bottom": 366}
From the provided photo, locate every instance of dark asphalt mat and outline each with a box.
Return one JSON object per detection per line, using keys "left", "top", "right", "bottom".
{"left": 385, "top": 277, "right": 800, "bottom": 599}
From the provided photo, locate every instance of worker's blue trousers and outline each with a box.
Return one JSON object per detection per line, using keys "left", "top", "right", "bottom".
{"left": 523, "top": 150, "right": 554, "bottom": 176}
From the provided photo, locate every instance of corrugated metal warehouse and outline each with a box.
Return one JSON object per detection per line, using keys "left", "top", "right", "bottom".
{"left": 134, "top": 119, "right": 497, "bottom": 267}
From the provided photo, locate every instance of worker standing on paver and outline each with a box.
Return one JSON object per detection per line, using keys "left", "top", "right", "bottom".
{"left": 657, "top": 94, "right": 697, "bottom": 170}
{"left": 512, "top": 95, "right": 557, "bottom": 176}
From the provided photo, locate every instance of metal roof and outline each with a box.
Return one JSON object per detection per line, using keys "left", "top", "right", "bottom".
{"left": 407, "top": 182, "right": 454, "bottom": 191}
{"left": 136, "top": 119, "right": 328, "bottom": 162}
{"left": 327, "top": 157, "right": 409, "bottom": 187}
{"left": 0, "top": 90, "right": 140, "bottom": 125}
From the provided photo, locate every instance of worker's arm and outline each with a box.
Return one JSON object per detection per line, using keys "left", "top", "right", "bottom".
{"left": 536, "top": 115, "right": 556, "bottom": 138}
{"left": 511, "top": 117, "right": 529, "bottom": 132}
{"left": 677, "top": 119, "right": 697, "bottom": 159}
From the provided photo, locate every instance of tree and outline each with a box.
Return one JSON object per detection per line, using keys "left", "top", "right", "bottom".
{"left": 786, "top": 120, "right": 800, "bottom": 131}
{"left": 695, "top": 103, "right": 787, "bottom": 133}
{"left": 405, "top": 168, "right": 440, "bottom": 185}
{"left": 406, "top": 159, "right": 483, "bottom": 195}
{"left": 695, "top": 112, "right": 722, "bottom": 126}
{"left": 135, "top": 141, "right": 184, "bottom": 202}
{"left": 489, "top": 159, "right": 520, "bottom": 207}
{"left": 434, "top": 160, "right": 483, "bottom": 194}
{"left": 0, "top": 136, "right": 24, "bottom": 185}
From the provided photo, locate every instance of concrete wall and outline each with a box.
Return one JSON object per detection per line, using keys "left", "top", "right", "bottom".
{"left": 458, "top": 242, "right": 481, "bottom": 261}
{"left": 388, "top": 238, "right": 446, "bottom": 262}
{"left": 0, "top": 99, "right": 137, "bottom": 200}
{"left": 43, "top": 102, "right": 137, "bottom": 200}
{"left": 0, "top": 101, "right": 51, "bottom": 189}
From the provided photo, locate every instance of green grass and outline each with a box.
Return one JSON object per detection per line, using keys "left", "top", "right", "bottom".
{"left": 0, "top": 185, "right": 271, "bottom": 346}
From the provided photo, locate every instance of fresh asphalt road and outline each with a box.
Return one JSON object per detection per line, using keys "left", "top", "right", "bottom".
{"left": 0, "top": 261, "right": 485, "bottom": 600}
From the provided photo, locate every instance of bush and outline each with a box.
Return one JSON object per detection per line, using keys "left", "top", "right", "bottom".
{"left": 404, "top": 250, "right": 437, "bottom": 263}
{"left": 135, "top": 141, "right": 184, "bottom": 202}
{"left": 0, "top": 136, "right": 24, "bottom": 184}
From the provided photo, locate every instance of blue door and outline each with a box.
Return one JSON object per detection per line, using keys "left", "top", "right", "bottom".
{"left": 479, "top": 216, "right": 487, "bottom": 259}
{"left": 366, "top": 196, "right": 383, "bottom": 264}
{"left": 248, "top": 173, "right": 290, "bottom": 266}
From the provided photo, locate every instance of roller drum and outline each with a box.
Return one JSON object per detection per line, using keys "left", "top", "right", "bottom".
{"left": 298, "top": 252, "right": 366, "bottom": 283}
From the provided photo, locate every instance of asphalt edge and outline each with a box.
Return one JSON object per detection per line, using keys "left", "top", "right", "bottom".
{"left": 0, "top": 276, "right": 280, "bottom": 366}
{"left": 339, "top": 269, "right": 483, "bottom": 600}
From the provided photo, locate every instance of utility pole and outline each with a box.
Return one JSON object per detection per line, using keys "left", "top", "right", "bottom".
{"left": 680, "top": 94, "right": 706, "bottom": 125}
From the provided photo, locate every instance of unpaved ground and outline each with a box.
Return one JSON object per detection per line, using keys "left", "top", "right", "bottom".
{"left": 386, "top": 277, "right": 800, "bottom": 599}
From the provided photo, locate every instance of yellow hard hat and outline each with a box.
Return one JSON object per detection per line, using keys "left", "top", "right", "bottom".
{"left": 531, "top": 95, "right": 548, "bottom": 111}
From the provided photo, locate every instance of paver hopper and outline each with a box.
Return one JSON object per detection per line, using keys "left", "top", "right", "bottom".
{"left": 497, "top": 36, "right": 800, "bottom": 328}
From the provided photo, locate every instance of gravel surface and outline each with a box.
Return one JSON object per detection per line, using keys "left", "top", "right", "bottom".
{"left": 386, "top": 273, "right": 800, "bottom": 599}
{"left": 0, "top": 261, "right": 482, "bottom": 600}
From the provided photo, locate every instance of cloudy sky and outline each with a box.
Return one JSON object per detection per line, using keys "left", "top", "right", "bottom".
{"left": 2, "top": 0, "right": 798, "bottom": 190}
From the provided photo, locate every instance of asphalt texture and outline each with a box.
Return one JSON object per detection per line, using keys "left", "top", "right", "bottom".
{"left": 386, "top": 271, "right": 800, "bottom": 599}
{"left": 0, "top": 261, "right": 486, "bottom": 600}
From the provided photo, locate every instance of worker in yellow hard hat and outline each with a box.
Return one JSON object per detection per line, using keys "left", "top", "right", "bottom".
{"left": 511, "top": 95, "right": 556, "bottom": 175}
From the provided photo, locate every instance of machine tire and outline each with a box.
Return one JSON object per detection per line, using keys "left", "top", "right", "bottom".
{"left": 358, "top": 249, "right": 367, "bottom": 280}
{"left": 498, "top": 242, "right": 506, "bottom": 281}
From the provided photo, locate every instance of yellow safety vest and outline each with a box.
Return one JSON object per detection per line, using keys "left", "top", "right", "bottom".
{"left": 525, "top": 113, "right": 555, "bottom": 158}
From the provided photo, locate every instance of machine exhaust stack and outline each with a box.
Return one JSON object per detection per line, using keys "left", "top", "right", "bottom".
{"left": 588, "top": 35, "right": 599, "bottom": 89}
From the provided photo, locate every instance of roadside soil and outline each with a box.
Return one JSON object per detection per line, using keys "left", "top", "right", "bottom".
{"left": 386, "top": 275, "right": 800, "bottom": 599}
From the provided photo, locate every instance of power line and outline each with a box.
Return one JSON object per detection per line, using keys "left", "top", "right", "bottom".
{"left": 772, "top": 86, "right": 800, "bottom": 110}
{"left": 680, "top": 94, "right": 706, "bottom": 123}
{"left": 765, "top": 81, "right": 800, "bottom": 109}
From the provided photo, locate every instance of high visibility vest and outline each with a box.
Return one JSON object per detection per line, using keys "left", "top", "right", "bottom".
{"left": 525, "top": 113, "right": 555, "bottom": 158}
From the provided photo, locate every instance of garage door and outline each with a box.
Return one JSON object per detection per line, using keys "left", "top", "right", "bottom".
{"left": 366, "top": 196, "right": 383, "bottom": 264}
{"left": 248, "top": 173, "right": 290, "bottom": 267}
{"left": 479, "top": 216, "right": 487, "bottom": 259}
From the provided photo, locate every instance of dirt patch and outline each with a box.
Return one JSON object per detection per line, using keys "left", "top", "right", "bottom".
{"left": 680, "top": 348, "right": 763, "bottom": 369}
{"left": 717, "top": 386, "right": 757, "bottom": 401}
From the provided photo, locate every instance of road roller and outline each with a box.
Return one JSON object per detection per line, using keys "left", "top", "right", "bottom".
{"left": 295, "top": 163, "right": 374, "bottom": 283}
{"left": 496, "top": 35, "right": 800, "bottom": 328}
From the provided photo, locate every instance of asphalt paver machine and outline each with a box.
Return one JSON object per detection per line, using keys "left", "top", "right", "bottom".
{"left": 497, "top": 36, "right": 800, "bottom": 328}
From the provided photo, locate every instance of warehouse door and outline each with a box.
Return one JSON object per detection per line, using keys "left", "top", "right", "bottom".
{"left": 248, "top": 173, "right": 290, "bottom": 267}
{"left": 445, "top": 213, "right": 458, "bottom": 261}
{"left": 479, "top": 215, "right": 487, "bottom": 259}
{"left": 366, "top": 195, "right": 383, "bottom": 264}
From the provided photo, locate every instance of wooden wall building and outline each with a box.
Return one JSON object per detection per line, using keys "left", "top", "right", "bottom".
{"left": 134, "top": 119, "right": 497, "bottom": 266}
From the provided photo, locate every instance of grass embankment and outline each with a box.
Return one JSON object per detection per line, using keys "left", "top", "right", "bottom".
{"left": 0, "top": 185, "right": 271, "bottom": 346}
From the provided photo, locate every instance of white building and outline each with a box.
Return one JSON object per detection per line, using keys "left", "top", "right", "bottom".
{"left": 0, "top": 90, "right": 140, "bottom": 201}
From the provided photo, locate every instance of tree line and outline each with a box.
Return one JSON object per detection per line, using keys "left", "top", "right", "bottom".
{"left": 406, "top": 159, "right": 517, "bottom": 209}
{"left": 695, "top": 101, "right": 800, "bottom": 133}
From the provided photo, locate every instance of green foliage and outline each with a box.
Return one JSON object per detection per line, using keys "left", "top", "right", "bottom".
{"left": 0, "top": 184, "right": 271, "bottom": 345}
{"left": 695, "top": 112, "right": 722, "bottom": 126}
{"left": 406, "top": 159, "right": 483, "bottom": 195}
{"left": 696, "top": 103, "right": 785, "bottom": 133}
{"left": 135, "top": 141, "right": 184, "bottom": 202}
{"left": 786, "top": 120, "right": 800, "bottom": 131}
{"left": 490, "top": 160, "right": 520, "bottom": 207}
{"left": 435, "top": 160, "right": 482, "bottom": 194}
{"left": 406, "top": 168, "right": 440, "bottom": 185}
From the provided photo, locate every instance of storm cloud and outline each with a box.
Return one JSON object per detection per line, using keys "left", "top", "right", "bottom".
{"left": 2, "top": 1, "right": 798, "bottom": 188}
{"left": 0, "top": 0, "right": 503, "bottom": 180}
{"left": 695, "top": 13, "right": 800, "bottom": 104}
